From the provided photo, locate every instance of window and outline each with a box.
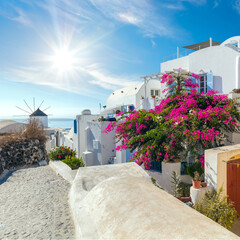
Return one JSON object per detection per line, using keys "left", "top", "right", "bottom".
{"left": 199, "top": 75, "right": 207, "bottom": 93}
{"left": 121, "top": 105, "right": 128, "bottom": 112}
{"left": 192, "top": 72, "right": 213, "bottom": 93}
{"left": 232, "top": 41, "right": 238, "bottom": 47}
{"left": 151, "top": 161, "right": 162, "bottom": 172}
{"left": 151, "top": 89, "right": 160, "bottom": 96}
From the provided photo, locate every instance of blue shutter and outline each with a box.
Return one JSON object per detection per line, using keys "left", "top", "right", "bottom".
{"left": 126, "top": 149, "right": 131, "bottom": 162}
{"left": 207, "top": 72, "right": 213, "bottom": 92}
{"left": 74, "top": 120, "right": 77, "bottom": 134}
{"left": 129, "top": 105, "right": 135, "bottom": 111}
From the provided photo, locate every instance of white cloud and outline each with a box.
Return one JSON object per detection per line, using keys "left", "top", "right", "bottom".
{"left": 162, "top": 3, "right": 185, "bottom": 10}
{"left": 0, "top": 5, "right": 32, "bottom": 27}
{"left": 118, "top": 13, "right": 141, "bottom": 25}
{"left": 88, "top": 0, "right": 174, "bottom": 38}
{"left": 180, "top": 0, "right": 206, "bottom": 5}
{"left": 5, "top": 63, "right": 139, "bottom": 98}
{"left": 12, "top": 8, "right": 31, "bottom": 26}
{"left": 86, "top": 68, "right": 138, "bottom": 90}
{"left": 0, "top": 0, "right": 210, "bottom": 39}
{"left": 151, "top": 40, "right": 156, "bottom": 47}
{"left": 0, "top": 0, "right": 212, "bottom": 99}
{"left": 160, "top": 0, "right": 207, "bottom": 10}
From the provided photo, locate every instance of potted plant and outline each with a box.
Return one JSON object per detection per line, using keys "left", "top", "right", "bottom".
{"left": 186, "top": 162, "right": 204, "bottom": 189}
{"left": 171, "top": 171, "right": 191, "bottom": 202}
{"left": 192, "top": 171, "right": 201, "bottom": 189}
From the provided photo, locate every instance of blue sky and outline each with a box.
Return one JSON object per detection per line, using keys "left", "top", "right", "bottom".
{"left": 1, "top": 0, "right": 240, "bottom": 118}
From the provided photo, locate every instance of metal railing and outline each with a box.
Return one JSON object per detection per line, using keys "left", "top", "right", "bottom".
{"left": 161, "top": 45, "right": 211, "bottom": 63}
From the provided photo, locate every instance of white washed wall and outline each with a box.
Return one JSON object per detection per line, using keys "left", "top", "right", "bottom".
{"left": 161, "top": 45, "right": 240, "bottom": 94}
{"left": 146, "top": 162, "right": 192, "bottom": 194}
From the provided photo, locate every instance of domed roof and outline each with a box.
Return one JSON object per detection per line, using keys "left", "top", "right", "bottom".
{"left": 221, "top": 36, "right": 240, "bottom": 46}
{"left": 81, "top": 109, "right": 91, "bottom": 115}
{"left": 106, "top": 82, "right": 144, "bottom": 108}
{"left": 30, "top": 108, "right": 47, "bottom": 117}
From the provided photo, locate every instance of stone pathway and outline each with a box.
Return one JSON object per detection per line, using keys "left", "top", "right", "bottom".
{"left": 0, "top": 166, "right": 75, "bottom": 239}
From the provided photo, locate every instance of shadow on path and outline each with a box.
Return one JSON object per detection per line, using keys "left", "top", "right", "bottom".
{"left": 0, "top": 165, "right": 39, "bottom": 185}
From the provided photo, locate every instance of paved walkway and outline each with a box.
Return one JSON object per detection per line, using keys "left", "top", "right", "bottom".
{"left": 0, "top": 166, "right": 75, "bottom": 239}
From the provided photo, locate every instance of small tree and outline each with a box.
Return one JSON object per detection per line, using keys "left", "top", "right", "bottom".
{"left": 23, "top": 118, "right": 47, "bottom": 143}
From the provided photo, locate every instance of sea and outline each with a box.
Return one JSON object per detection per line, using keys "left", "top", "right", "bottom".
{"left": 0, "top": 118, "right": 74, "bottom": 130}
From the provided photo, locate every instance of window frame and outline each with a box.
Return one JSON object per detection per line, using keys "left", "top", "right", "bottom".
{"left": 150, "top": 89, "right": 161, "bottom": 97}
{"left": 198, "top": 74, "right": 207, "bottom": 93}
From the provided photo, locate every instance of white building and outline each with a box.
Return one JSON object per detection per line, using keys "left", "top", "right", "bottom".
{"left": 82, "top": 121, "right": 116, "bottom": 166}
{"left": 101, "top": 80, "right": 162, "bottom": 116}
{"left": 161, "top": 36, "right": 240, "bottom": 94}
{"left": 72, "top": 109, "right": 100, "bottom": 159}
{"left": 59, "top": 80, "right": 162, "bottom": 166}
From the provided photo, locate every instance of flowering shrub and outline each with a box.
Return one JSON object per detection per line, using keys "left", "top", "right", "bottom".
{"left": 48, "top": 146, "right": 76, "bottom": 160}
{"left": 105, "top": 70, "right": 240, "bottom": 169}
{"left": 195, "top": 187, "right": 238, "bottom": 230}
{"left": 62, "top": 156, "right": 85, "bottom": 169}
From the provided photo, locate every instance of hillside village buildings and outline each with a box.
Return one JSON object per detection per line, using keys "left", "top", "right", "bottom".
{"left": 55, "top": 36, "right": 240, "bottom": 167}
{"left": 44, "top": 36, "right": 240, "bottom": 210}
{"left": 60, "top": 80, "right": 162, "bottom": 165}
{"left": 64, "top": 37, "right": 240, "bottom": 164}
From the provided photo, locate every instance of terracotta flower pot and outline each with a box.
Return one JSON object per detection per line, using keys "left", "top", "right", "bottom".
{"left": 192, "top": 179, "right": 201, "bottom": 189}
{"left": 177, "top": 196, "right": 192, "bottom": 203}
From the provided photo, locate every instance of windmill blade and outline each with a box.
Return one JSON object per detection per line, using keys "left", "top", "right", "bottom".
{"left": 33, "top": 98, "right": 35, "bottom": 111}
{"left": 16, "top": 106, "right": 31, "bottom": 114}
{"left": 42, "top": 106, "right": 51, "bottom": 112}
{"left": 38, "top": 100, "right": 44, "bottom": 109}
{"left": 24, "top": 100, "right": 33, "bottom": 113}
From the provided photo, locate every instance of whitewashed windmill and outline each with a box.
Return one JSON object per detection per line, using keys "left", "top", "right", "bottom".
{"left": 16, "top": 98, "right": 50, "bottom": 128}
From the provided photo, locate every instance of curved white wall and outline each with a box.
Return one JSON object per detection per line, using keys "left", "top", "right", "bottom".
{"left": 221, "top": 36, "right": 240, "bottom": 47}
{"left": 70, "top": 163, "right": 239, "bottom": 240}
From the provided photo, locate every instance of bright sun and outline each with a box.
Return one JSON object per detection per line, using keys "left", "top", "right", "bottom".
{"left": 51, "top": 48, "right": 76, "bottom": 73}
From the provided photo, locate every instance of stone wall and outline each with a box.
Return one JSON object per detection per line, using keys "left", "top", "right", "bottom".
{"left": 0, "top": 139, "right": 47, "bottom": 175}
